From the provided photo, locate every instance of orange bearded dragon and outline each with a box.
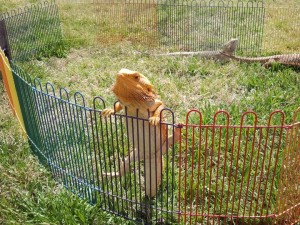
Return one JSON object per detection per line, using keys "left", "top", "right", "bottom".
{"left": 101, "top": 68, "right": 180, "bottom": 197}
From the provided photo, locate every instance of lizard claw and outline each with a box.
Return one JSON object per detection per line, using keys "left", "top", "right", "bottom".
{"left": 149, "top": 116, "right": 160, "bottom": 126}
{"left": 101, "top": 108, "right": 115, "bottom": 117}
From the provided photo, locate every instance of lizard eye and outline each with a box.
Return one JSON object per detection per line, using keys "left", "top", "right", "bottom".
{"left": 134, "top": 75, "right": 139, "bottom": 80}
{"left": 147, "top": 88, "right": 151, "bottom": 92}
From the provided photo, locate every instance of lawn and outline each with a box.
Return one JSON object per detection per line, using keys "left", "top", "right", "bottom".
{"left": 0, "top": 0, "right": 299, "bottom": 224}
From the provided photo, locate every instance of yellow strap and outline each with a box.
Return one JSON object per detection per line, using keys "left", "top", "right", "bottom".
{"left": 0, "top": 49, "right": 26, "bottom": 135}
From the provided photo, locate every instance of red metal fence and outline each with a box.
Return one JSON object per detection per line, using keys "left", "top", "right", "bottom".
{"left": 178, "top": 109, "right": 300, "bottom": 224}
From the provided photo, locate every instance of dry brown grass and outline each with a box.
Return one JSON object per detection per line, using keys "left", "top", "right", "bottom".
{"left": 262, "top": 6, "right": 300, "bottom": 54}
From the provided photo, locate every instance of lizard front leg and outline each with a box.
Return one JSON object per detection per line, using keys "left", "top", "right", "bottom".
{"left": 262, "top": 59, "right": 274, "bottom": 68}
{"left": 101, "top": 101, "right": 123, "bottom": 117}
{"left": 148, "top": 99, "right": 164, "bottom": 126}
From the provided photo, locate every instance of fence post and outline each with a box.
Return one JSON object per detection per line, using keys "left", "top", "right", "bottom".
{"left": 0, "top": 19, "right": 12, "bottom": 61}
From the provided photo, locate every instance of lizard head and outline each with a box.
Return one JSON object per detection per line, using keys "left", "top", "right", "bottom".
{"left": 221, "top": 38, "right": 239, "bottom": 56}
{"left": 112, "top": 68, "right": 157, "bottom": 108}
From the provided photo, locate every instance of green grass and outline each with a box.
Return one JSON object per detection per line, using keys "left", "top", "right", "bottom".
{"left": 1, "top": 0, "right": 300, "bottom": 224}
{"left": 20, "top": 44, "right": 300, "bottom": 124}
